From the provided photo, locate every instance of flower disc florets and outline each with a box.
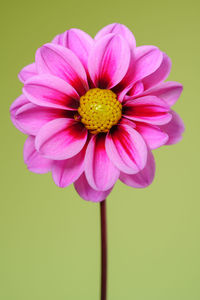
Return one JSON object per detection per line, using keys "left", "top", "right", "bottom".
{"left": 78, "top": 88, "right": 122, "bottom": 134}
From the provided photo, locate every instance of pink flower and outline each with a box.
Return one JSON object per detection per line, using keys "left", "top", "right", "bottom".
{"left": 10, "top": 23, "right": 184, "bottom": 202}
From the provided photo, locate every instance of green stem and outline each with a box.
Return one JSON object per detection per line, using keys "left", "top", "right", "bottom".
{"left": 100, "top": 199, "right": 107, "bottom": 300}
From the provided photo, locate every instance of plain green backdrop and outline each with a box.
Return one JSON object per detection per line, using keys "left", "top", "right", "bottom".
{"left": 1, "top": 0, "right": 199, "bottom": 299}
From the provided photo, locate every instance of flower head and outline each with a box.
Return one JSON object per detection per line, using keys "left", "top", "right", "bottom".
{"left": 10, "top": 23, "right": 184, "bottom": 202}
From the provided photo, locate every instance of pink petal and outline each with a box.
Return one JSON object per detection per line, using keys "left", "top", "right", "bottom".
{"left": 126, "top": 81, "right": 144, "bottom": 98}
{"left": 114, "top": 50, "right": 136, "bottom": 101}
{"left": 133, "top": 46, "right": 163, "bottom": 82}
{"left": 119, "top": 118, "right": 136, "bottom": 129}
{"left": 142, "top": 81, "right": 183, "bottom": 107}
{"left": 10, "top": 95, "right": 29, "bottom": 114}
{"left": 105, "top": 123, "right": 147, "bottom": 174}
{"left": 123, "top": 96, "right": 172, "bottom": 125}
{"left": 159, "top": 111, "right": 185, "bottom": 145}
{"left": 121, "top": 81, "right": 144, "bottom": 103}
{"left": 120, "top": 149, "right": 155, "bottom": 188}
{"left": 35, "top": 118, "right": 87, "bottom": 160}
{"left": 85, "top": 134, "right": 119, "bottom": 191}
{"left": 95, "top": 23, "right": 136, "bottom": 49}
{"left": 36, "top": 43, "right": 88, "bottom": 95}
{"left": 52, "top": 33, "right": 64, "bottom": 44}
{"left": 15, "top": 103, "right": 68, "bottom": 135}
{"left": 57, "top": 29, "right": 94, "bottom": 73}
{"left": 24, "top": 136, "right": 52, "bottom": 173}
{"left": 52, "top": 145, "right": 86, "bottom": 188}
{"left": 142, "top": 53, "right": 171, "bottom": 90}
{"left": 10, "top": 95, "right": 29, "bottom": 117}
{"left": 88, "top": 34, "right": 130, "bottom": 89}
{"left": 136, "top": 122, "right": 169, "bottom": 149}
{"left": 10, "top": 95, "right": 30, "bottom": 133}
{"left": 117, "top": 47, "right": 163, "bottom": 101}
{"left": 23, "top": 74, "right": 79, "bottom": 110}
{"left": 74, "top": 173, "right": 113, "bottom": 202}
{"left": 18, "top": 63, "right": 37, "bottom": 83}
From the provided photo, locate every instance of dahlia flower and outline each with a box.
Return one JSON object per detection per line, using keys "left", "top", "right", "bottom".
{"left": 10, "top": 23, "right": 184, "bottom": 202}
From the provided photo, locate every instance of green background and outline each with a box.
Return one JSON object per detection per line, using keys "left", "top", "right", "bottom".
{"left": 1, "top": 0, "right": 199, "bottom": 299}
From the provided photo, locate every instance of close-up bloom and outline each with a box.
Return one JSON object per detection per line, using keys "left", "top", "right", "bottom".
{"left": 10, "top": 23, "right": 184, "bottom": 202}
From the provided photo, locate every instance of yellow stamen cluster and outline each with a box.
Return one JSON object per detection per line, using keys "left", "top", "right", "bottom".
{"left": 78, "top": 88, "right": 122, "bottom": 134}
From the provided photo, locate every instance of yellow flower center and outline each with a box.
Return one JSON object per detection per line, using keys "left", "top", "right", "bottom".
{"left": 77, "top": 88, "right": 122, "bottom": 134}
